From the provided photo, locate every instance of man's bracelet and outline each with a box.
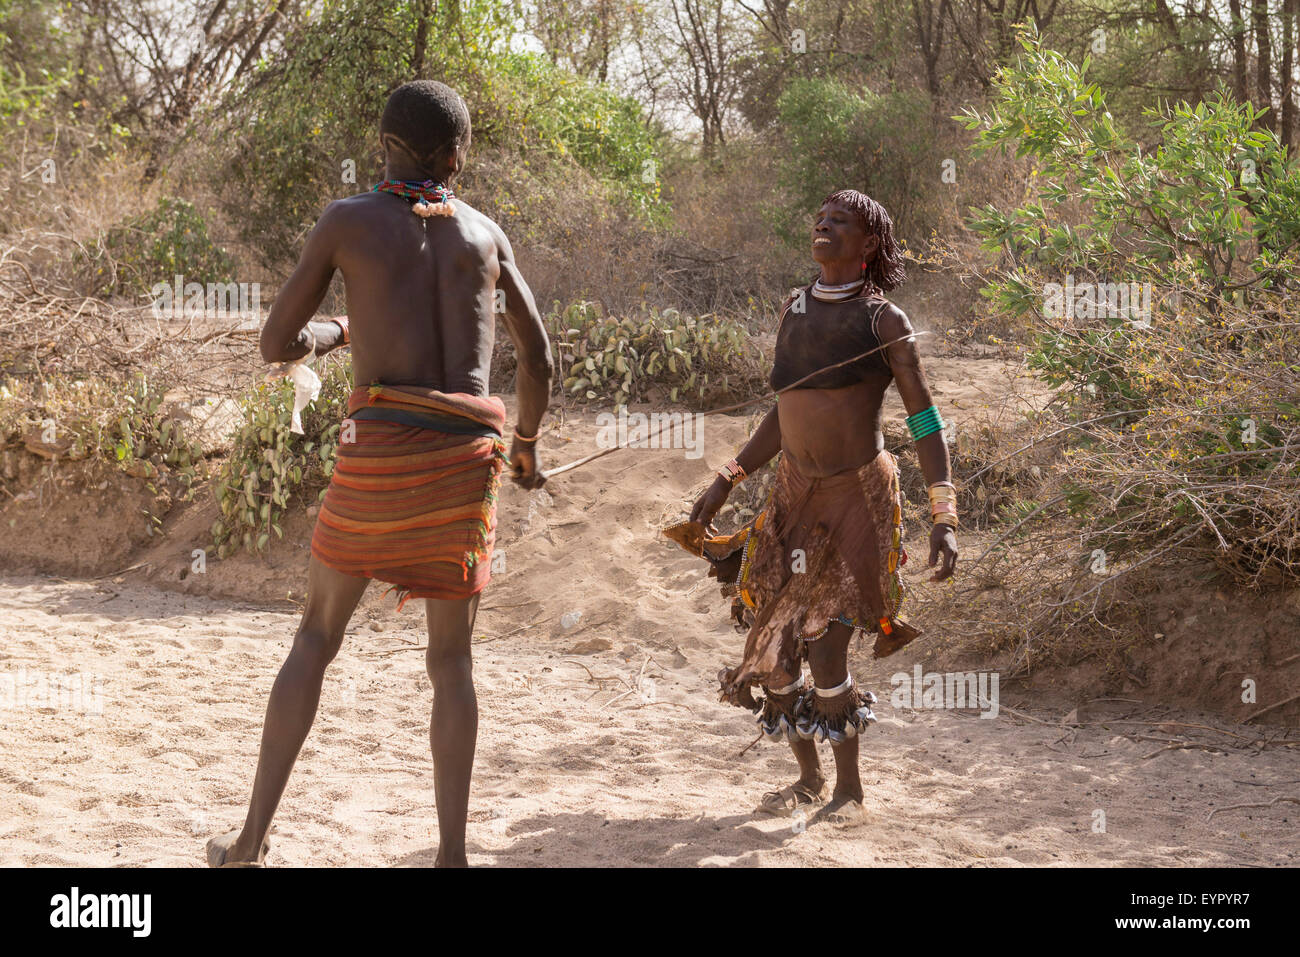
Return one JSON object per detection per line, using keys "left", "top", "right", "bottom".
{"left": 717, "top": 458, "right": 746, "bottom": 485}
{"left": 332, "top": 315, "right": 350, "bottom": 345}
{"left": 514, "top": 428, "right": 539, "bottom": 444}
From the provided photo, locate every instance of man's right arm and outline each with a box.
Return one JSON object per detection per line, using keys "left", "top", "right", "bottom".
{"left": 260, "top": 202, "right": 346, "bottom": 363}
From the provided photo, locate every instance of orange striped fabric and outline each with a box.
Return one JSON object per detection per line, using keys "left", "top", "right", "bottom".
{"left": 309, "top": 385, "right": 508, "bottom": 607}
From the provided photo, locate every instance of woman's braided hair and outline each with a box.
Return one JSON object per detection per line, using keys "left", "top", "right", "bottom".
{"left": 821, "top": 188, "right": 907, "bottom": 293}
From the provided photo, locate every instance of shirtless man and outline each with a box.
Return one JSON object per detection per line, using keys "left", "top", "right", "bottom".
{"left": 207, "top": 80, "right": 553, "bottom": 867}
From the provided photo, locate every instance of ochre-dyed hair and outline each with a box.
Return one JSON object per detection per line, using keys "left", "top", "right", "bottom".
{"left": 380, "top": 80, "right": 471, "bottom": 173}
{"left": 821, "top": 188, "right": 906, "bottom": 292}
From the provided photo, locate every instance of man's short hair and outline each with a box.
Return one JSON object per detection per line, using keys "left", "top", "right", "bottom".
{"left": 380, "top": 80, "right": 471, "bottom": 168}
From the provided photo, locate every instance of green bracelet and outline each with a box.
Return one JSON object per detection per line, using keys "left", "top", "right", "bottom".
{"left": 906, "top": 405, "right": 945, "bottom": 441}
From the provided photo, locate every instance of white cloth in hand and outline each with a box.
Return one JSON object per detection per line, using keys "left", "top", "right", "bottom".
{"left": 288, "top": 362, "right": 321, "bottom": 435}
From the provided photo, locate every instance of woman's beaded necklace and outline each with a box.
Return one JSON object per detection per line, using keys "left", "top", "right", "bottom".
{"left": 371, "top": 179, "right": 456, "bottom": 218}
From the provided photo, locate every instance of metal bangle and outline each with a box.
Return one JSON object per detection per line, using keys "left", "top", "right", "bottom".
{"left": 769, "top": 675, "right": 806, "bottom": 696}
{"left": 814, "top": 675, "right": 854, "bottom": 698}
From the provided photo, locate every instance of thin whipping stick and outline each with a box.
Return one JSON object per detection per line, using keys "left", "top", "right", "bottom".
{"left": 541, "top": 331, "right": 932, "bottom": 479}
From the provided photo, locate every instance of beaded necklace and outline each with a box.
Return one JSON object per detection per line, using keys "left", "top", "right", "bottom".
{"left": 371, "top": 179, "right": 456, "bottom": 218}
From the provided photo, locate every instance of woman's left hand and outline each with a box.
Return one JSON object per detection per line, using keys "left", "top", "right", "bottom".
{"left": 928, "top": 524, "right": 957, "bottom": 581}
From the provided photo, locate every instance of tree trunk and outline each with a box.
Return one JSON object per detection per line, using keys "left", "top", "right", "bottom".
{"left": 412, "top": 0, "right": 436, "bottom": 77}
{"left": 912, "top": 0, "right": 951, "bottom": 97}
{"left": 1283, "top": 0, "right": 1298, "bottom": 148}
{"left": 1229, "top": 0, "right": 1249, "bottom": 105}
{"left": 1254, "top": 0, "right": 1274, "bottom": 130}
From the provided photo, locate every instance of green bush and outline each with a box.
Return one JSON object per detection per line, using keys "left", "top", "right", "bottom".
{"left": 0, "top": 372, "right": 204, "bottom": 487}
{"left": 958, "top": 28, "right": 1300, "bottom": 301}
{"left": 211, "top": 357, "right": 351, "bottom": 557}
{"left": 220, "top": 0, "right": 662, "bottom": 265}
{"left": 0, "top": 0, "right": 72, "bottom": 119}
{"left": 481, "top": 51, "right": 661, "bottom": 212}
{"left": 547, "top": 301, "right": 768, "bottom": 407}
{"left": 770, "top": 77, "right": 941, "bottom": 242}
{"left": 90, "top": 197, "right": 236, "bottom": 299}
{"left": 958, "top": 26, "right": 1300, "bottom": 585}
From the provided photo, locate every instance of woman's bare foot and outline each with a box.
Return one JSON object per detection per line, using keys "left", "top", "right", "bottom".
{"left": 755, "top": 776, "right": 827, "bottom": 817}
{"left": 205, "top": 830, "right": 270, "bottom": 867}
{"left": 816, "top": 794, "right": 867, "bottom": 827}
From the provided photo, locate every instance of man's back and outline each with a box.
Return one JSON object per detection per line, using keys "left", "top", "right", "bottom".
{"left": 321, "top": 193, "right": 502, "bottom": 395}
{"left": 216, "top": 79, "right": 552, "bottom": 870}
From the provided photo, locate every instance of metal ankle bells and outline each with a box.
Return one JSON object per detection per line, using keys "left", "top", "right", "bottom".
{"left": 798, "top": 675, "right": 878, "bottom": 744}
{"left": 756, "top": 675, "right": 807, "bottom": 742}
{"left": 755, "top": 674, "right": 878, "bottom": 745}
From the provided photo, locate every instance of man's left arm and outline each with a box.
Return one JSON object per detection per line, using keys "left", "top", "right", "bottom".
{"left": 491, "top": 220, "right": 554, "bottom": 489}
{"left": 879, "top": 304, "right": 958, "bottom": 581}
{"left": 260, "top": 202, "right": 349, "bottom": 364}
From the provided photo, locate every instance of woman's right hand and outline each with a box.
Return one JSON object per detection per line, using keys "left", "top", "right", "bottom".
{"left": 690, "top": 476, "right": 733, "bottom": 534}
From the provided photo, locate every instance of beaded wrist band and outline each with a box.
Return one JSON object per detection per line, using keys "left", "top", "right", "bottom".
{"left": 906, "top": 405, "right": 945, "bottom": 441}
{"left": 718, "top": 458, "right": 747, "bottom": 485}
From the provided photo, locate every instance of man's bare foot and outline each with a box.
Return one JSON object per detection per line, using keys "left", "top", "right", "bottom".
{"left": 435, "top": 849, "right": 469, "bottom": 867}
{"left": 816, "top": 795, "right": 867, "bottom": 827}
{"left": 206, "top": 830, "right": 270, "bottom": 868}
{"left": 755, "top": 777, "right": 827, "bottom": 817}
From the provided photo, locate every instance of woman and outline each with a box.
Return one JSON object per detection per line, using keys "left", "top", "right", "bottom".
{"left": 681, "top": 189, "right": 958, "bottom": 825}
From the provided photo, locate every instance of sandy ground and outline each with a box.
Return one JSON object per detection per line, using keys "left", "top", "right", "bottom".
{"left": 1, "top": 357, "right": 1297, "bottom": 866}
{"left": 2, "top": 573, "right": 1297, "bottom": 867}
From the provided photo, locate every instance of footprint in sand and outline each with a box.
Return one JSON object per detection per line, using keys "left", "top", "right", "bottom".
{"left": 154, "top": 751, "right": 200, "bottom": 770}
